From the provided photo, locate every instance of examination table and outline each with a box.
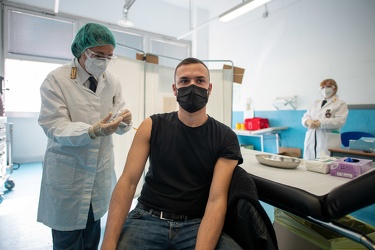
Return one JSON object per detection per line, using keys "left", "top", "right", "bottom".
{"left": 240, "top": 148, "right": 375, "bottom": 249}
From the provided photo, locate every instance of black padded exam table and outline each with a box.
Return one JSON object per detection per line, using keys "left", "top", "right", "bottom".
{"left": 240, "top": 148, "right": 375, "bottom": 249}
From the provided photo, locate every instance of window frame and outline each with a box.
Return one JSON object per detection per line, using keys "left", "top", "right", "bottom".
{"left": 2, "top": 5, "right": 191, "bottom": 114}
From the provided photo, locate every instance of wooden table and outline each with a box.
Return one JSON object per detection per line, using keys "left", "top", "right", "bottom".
{"left": 329, "top": 147, "right": 375, "bottom": 161}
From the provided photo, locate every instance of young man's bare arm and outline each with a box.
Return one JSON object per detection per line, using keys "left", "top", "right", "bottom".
{"left": 195, "top": 157, "right": 238, "bottom": 250}
{"left": 100, "top": 118, "right": 152, "bottom": 250}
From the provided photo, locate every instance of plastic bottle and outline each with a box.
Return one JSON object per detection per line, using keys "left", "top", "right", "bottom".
{"left": 243, "top": 98, "right": 254, "bottom": 119}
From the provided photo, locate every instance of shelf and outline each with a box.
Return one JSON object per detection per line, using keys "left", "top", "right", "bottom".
{"left": 234, "top": 127, "right": 288, "bottom": 152}
{"left": 272, "top": 96, "right": 297, "bottom": 110}
{"left": 233, "top": 126, "right": 288, "bottom": 135}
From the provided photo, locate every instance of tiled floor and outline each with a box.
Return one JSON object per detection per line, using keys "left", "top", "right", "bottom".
{"left": 0, "top": 162, "right": 129, "bottom": 250}
{"left": 0, "top": 162, "right": 52, "bottom": 249}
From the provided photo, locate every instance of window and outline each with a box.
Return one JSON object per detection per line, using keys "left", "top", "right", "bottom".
{"left": 7, "top": 10, "right": 75, "bottom": 60}
{"left": 4, "top": 59, "right": 62, "bottom": 112}
{"left": 150, "top": 38, "right": 190, "bottom": 68}
{"left": 111, "top": 29, "right": 144, "bottom": 59}
{"left": 2, "top": 6, "right": 191, "bottom": 113}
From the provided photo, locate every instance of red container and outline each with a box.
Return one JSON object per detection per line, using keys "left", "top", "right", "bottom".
{"left": 244, "top": 118, "right": 269, "bottom": 130}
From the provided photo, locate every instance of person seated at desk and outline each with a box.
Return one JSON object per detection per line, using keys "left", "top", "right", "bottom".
{"left": 302, "top": 79, "right": 348, "bottom": 160}
{"left": 101, "top": 57, "right": 243, "bottom": 249}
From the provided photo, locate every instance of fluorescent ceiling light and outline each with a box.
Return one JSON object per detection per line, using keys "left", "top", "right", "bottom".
{"left": 54, "top": 0, "right": 60, "bottom": 13}
{"left": 177, "top": 17, "right": 217, "bottom": 40}
{"left": 118, "top": 16, "right": 134, "bottom": 28}
{"left": 118, "top": 0, "right": 136, "bottom": 27}
{"left": 219, "top": 0, "right": 272, "bottom": 22}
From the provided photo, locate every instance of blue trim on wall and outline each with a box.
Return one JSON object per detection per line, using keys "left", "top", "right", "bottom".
{"left": 341, "top": 109, "right": 375, "bottom": 135}
{"left": 233, "top": 109, "right": 375, "bottom": 156}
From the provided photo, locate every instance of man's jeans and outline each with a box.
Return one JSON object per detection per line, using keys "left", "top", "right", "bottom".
{"left": 117, "top": 207, "right": 242, "bottom": 249}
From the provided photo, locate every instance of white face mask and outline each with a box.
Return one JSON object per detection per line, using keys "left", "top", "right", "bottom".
{"left": 321, "top": 87, "right": 334, "bottom": 98}
{"left": 84, "top": 55, "right": 110, "bottom": 78}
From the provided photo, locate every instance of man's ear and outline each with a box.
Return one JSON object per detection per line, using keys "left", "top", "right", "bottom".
{"left": 172, "top": 83, "right": 177, "bottom": 96}
{"left": 208, "top": 83, "right": 212, "bottom": 96}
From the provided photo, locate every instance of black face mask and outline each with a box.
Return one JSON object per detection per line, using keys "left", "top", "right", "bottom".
{"left": 177, "top": 85, "right": 208, "bottom": 113}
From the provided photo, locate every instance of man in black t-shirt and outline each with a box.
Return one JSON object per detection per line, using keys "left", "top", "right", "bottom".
{"left": 101, "top": 58, "right": 243, "bottom": 250}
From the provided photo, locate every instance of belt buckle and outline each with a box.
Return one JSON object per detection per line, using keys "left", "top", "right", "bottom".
{"left": 160, "top": 211, "right": 171, "bottom": 221}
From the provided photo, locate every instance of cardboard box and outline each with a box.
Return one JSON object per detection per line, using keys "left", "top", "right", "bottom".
{"left": 244, "top": 118, "right": 269, "bottom": 130}
{"left": 330, "top": 157, "right": 373, "bottom": 179}
{"left": 136, "top": 53, "right": 159, "bottom": 64}
{"left": 223, "top": 64, "right": 245, "bottom": 84}
{"left": 305, "top": 158, "right": 335, "bottom": 174}
{"left": 278, "top": 147, "right": 301, "bottom": 158}
{"left": 241, "top": 144, "right": 254, "bottom": 150}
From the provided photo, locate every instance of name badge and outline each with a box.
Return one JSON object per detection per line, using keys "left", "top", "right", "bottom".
{"left": 70, "top": 67, "right": 77, "bottom": 79}
{"left": 325, "top": 109, "right": 331, "bottom": 118}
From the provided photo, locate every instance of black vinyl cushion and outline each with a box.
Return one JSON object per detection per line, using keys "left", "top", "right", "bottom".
{"left": 249, "top": 174, "right": 326, "bottom": 220}
{"left": 249, "top": 169, "right": 375, "bottom": 222}
{"left": 325, "top": 169, "right": 375, "bottom": 219}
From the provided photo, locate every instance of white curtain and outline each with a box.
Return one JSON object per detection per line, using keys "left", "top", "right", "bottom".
{"left": 108, "top": 57, "right": 145, "bottom": 195}
{"left": 207, "top": 69, "right": 233, "bottom": 127}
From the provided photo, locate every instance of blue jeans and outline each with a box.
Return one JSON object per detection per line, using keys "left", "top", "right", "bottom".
{"left": 117, "top": 207, "right": 242, "bottom": 249}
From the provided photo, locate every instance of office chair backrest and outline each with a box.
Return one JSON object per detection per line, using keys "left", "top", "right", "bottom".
{"left": 341, "top": 131, "right": 374, "bottom": 147}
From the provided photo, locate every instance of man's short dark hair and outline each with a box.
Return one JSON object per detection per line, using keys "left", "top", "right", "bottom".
{"left": 174, "top": 57, "right": 210, "bottom": 82}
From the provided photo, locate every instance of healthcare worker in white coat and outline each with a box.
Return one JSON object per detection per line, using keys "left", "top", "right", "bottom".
{"left": 37, "top": 23, "right": 132, "bottom": 250}
{"left": 302, "top": 79, "right": 348, "bottom": 160}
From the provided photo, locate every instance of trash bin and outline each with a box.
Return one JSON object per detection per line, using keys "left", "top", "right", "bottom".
{"left": 274, "top": 208, "right": 375, "bottom": 250}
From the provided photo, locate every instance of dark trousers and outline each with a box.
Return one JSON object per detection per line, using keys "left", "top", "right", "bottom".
{"left": 52, "top": 204, "right": 101, "bottom": 250}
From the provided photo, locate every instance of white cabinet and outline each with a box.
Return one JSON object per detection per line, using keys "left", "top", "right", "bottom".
{"left": 0, "top": 117, "right": 15, "bottom": 204}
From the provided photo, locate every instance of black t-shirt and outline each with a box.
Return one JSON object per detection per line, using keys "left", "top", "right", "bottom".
{"left": 138, "top": 112, "right": 243, "bottom": 217}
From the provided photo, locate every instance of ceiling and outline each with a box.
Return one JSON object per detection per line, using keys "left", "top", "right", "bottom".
{"left": 159, "top": 0, "right": 229, "bottom": 10}
{"left": 158, "top": 0, "right": 239, "bottom": 16}
{"left": 3, "top": 0, "right": 250, "bottom": 39}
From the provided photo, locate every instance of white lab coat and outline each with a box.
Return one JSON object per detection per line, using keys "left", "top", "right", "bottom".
{"left": 301, "top": 95, "right": 348, "bottom": 160}
{"left": 37, "top": 59, "right": 131, "bottom": 230}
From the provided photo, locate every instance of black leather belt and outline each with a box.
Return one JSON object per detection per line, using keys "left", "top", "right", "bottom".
{"left": 136, "top": 203, "right": 199, "bottom": 221}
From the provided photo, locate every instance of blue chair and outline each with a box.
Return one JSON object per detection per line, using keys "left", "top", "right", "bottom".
{"left": 341, "top": 131, "right": 374, "bottom": 147}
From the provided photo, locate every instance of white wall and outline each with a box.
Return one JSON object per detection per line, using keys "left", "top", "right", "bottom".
{"left": 3, "top": 0, "right": 375, "bottom": 163}
{"left": 6, "top": 113, "right": 47, "bottom": 163}
{"left": 13, "top": 0, "right": 373, "bottom": 108}
{"left": 208, "top": 0, "right": 375, "bottom": 110}
{"left": 6, "top": 1, "right": 375, "bottom": 109}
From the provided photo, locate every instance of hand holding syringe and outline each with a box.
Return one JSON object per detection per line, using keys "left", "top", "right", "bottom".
{"left": 89, "top": 110, "right": 136, "bottom": 139}
{"left": 109, "top": 109, "right": 138, "bottom": 130}
{"left": 110, "top": 109, "right": 131, "bottom": 126}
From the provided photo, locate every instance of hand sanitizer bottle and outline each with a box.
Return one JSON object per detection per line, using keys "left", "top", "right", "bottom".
{"left": 244, "top": 98, "right": 254, "bottom": 119}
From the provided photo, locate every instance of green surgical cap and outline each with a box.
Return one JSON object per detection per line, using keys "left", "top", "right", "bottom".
{"left": 71, "top": 23, "right": 116, "bottom": 58}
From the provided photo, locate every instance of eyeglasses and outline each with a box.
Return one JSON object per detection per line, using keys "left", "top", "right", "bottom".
{"left": 319, "top": 85, "right": 333, "bottom": 90}
{"left": 85, "top": 48, "right": 117, "bottom": 61}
